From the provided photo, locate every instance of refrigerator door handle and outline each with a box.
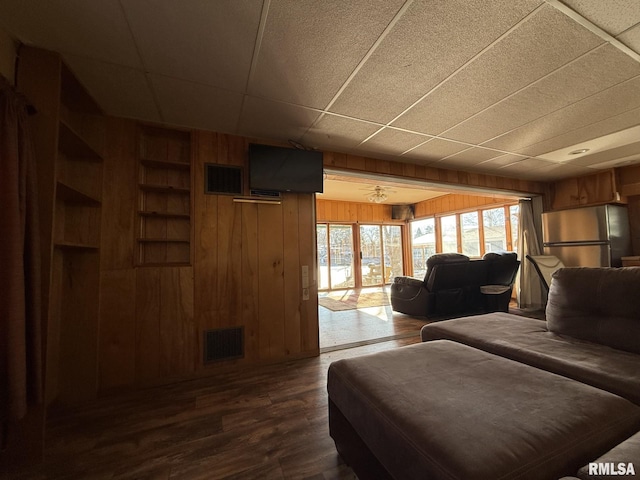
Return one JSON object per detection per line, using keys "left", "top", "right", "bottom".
{"left": 544, "top": 241, "right": 609, "bottom": 247}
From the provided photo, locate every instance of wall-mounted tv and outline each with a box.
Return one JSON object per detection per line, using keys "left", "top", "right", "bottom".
{"left": 248, "top": 143, "right": 323, "bottom": 194}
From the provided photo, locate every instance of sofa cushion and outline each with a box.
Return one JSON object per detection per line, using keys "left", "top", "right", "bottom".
{"left": 421, "top": 313, "right": 640, "bottom": 405}
{"left": 577, "top": 431, "right": 640, "bottom": 479}
{"left": 547, "top": 267, "right": 640, "bottom": 355}
{"left": 328, "top": 340, "right": 640, "bottom": 480}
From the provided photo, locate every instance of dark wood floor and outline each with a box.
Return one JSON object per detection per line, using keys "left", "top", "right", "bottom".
{"left": 8, "top": 336, "right": 421, "bottom": 480}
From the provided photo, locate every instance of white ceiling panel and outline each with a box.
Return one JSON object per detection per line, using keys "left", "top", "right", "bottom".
{"left": 358, "top": 128, "right": 430, "bottom": 156}
{"left": 482, "top": 45, "right": 640, "bottom": 151}
{"left": 560, "top": 0, "right": 640, "bottom": 35}
{"left": 63, "top": 55, "right": 160, "bottom": 122}
{"left": 328, "top": 0, "right": 543, "bottom": 123}
{"left": 477, "top": 154, "right": 527, "bottom": 168}
{"left": 619, "top": 24, "right": 640, "bottom": 52}
{"left": 514, "top": 79, "right": 640, "bottom": 157}
{"left": 300, "top": 114, "right": 382, "bottom": 151}
{"left": 121, "top": 0, "right": 262, "bottom": 90}
{"left": 440, "top": 147, "right": 505, "bottom": 168}
{"left": 150, "top": 75, "right": 244, "bottom": 134}
{"left": 405, "top": 138, "right": 471, "bottom": 163}
{"left": 249, "top": 0, "right": 405, "bottom": 108}
{"left": 4, "top": 0, "right": 640, "bottom": 184}
{"left": 0, "top": 0, "right": 141, "bottom": 68}
{"left": 392, "top": 4, "right": 602, "bottom": 135}
{"left": 444, "top": 44, "right": 640, "bottom": 145}
{"left": 237, "top": 96, "right": 322, "bottom": 144}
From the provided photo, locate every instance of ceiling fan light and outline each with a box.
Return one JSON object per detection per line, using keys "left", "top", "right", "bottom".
{"left": 368, "top": 191, "right": 387, "bottom": 203}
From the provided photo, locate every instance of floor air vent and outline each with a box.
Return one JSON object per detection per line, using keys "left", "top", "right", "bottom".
{"left": 204, "top": 327, "right": 244, "bottom": 363}
{"left": 205, "top": 164, "right": 242, "bottom": 194}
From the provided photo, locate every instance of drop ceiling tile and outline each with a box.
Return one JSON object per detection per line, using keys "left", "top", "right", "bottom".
{"left": 63, "top": 54, "right": 160, "bottom": 122}
{"left": 404, "top": 138, "right": 470, "bottom": 162}
{"left": 249, "top": 0, "right": 405, "bottom": 109}
{"left": 357, "top": 128, "right": 429, "bottom": 156}
{"left": 328, "top": 0, "right": 542, "bottom": 123}
{"left": 121, "top": 0, "right": 261, "bottom": 91}
{"left": 513, "top": 81, "right": 640, "bottom": 157}
{"left": 151, "top": 75, "right": 243, "bottom": 133}
{"left": 505, "top": 161, "right": 593, "bottom": 181}
{"left": 237, "top": 96, "right": 322, "bottom": 143}
{"left": 477, "top": 154, "right": 526, "bottom": 168}
{"left": 393, "top": 4, "right": 602, "bottom": 135}
{"left": 300, "top": 114, "right": 382, "bottom": 151}
{"left": 483, "top": 45, "right": 640, "bottom": 151}
{"left": 618, "top": 24, "right": 640, "bottom": 53}
{"left": 0, "top": 0, "right": 141, "bottom": 67}
{"left": 440, "top": 147, "right": 504, "bottom": 169}
{"left": 550, "top": 140, "right": 640, "bottom": 168}
{"left": 500, "top": 157, "right": 555, "bottom": 170}
{"left": 561, "top": 0, "right": 640, "bottom": 35}
{"left": 445, "top": 44, "right": 640, "bottom": 145}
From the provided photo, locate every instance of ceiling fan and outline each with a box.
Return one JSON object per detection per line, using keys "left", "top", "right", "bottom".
{"left": 360, "top": 185, "right": 396, "bottom": 203}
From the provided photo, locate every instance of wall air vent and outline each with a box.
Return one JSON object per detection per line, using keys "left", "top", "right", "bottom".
{"left": 205, "top": 164, "right": 242, "bottom": 195}
{"left": 204, "top": 327, "right": 244, "bottom": 363}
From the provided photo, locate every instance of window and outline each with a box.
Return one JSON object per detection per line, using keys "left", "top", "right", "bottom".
{"left": 411, "top": 218, "right": 435, "bottom": 279}
{"left": 510, "top": 204, "right": 519, "bottom": 253}
{"left": 482, "top": 208, "right": 507, "bottom": 253}
{"left": 460, "top": 212, "right": 480, "bottom": 257}
{"left": 440, "top": 215, "right": 458, "bottom": 253}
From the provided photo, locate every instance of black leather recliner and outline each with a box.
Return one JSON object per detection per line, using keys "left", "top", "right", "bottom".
{"left": 390, "top": 252, "right": 520, "bottom": 319}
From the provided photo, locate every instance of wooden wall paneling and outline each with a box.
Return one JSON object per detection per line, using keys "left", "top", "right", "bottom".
{"left": 283, "top": 195, "right": 302, "bottom": 357}
{"left": 159, "top": 267, "right": 196, "bottom": 376}
{"left": 619, "top": 165, "right": 640, "bottom": 197}
{"left": 101, "top": 118, "right": 136, "bottom": 270}
{"left": 241, "top": 202, "right": 260, "bottom": 363}
{"left": 325, "top": 153, "right": 545, "bottom": 196}
{"left": 193, "top": 130, "right": 219, "bottom": 365}
{"left": 297, "top": 194, "right": 319, "bottom": 354}
{"left": 98, "top": 269, "right": 136, "bottom": 390}
{"left": 257, "top": 203, "right": 286, "bottom": 359}
{"left": 135, "top": 267, "right": 162, "bottom": 383}
{"left": 216, "top": 195, "right": 244, "bottom": 331}
{"left": 44, "top": 250, "right": 63, "bottom": 404}
{"left": 56, "top": 251, "right": 100, "bottom": 404}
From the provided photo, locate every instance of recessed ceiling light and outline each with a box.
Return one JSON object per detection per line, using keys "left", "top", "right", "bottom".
{"left": 569, "top": 148, "right": 590, "bottom": 155}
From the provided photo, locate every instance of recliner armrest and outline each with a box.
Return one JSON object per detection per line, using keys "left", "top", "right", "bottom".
{"left": 393, "top": 276, "right": 425, "bottom": 288}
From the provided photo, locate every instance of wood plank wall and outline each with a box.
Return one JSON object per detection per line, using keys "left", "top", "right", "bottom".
{"left": 323, "top": 151, "right": 545, "bottom": 196}
{"left": 414, "top": 193, "right": 516, "bottom": 218}
{"left": 99, "top": 120, "right": 318, "bottom": 391}
{"left": 316, "top": 199, "right": 394, "bottom": 223}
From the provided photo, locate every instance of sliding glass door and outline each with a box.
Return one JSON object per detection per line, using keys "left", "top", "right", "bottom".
{"left": 317, "top": 224, "right": 355, "bottom": 290}
{"left": 318, "top": 223, "right": 403, "bottom": 290}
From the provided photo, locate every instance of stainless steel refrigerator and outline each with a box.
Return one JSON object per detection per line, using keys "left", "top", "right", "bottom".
{"left": 542, "top": 205, "right": 631, "bottom": 267}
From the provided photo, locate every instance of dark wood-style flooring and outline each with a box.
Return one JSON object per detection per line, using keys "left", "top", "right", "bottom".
{"left": 8, "top": 336, "right": 421, "bottom": 480}
{"left": 8, "top": 295, "right": 544, "bottom": 480}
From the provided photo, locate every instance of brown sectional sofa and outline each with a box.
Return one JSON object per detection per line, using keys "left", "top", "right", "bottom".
{"left": 328, "top": 267, "right": 640, "bottom": 479}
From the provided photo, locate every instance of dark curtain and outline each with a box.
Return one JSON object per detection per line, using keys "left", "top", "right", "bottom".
{"left": 0, "top": 76, "right": 42, "bottom": 432}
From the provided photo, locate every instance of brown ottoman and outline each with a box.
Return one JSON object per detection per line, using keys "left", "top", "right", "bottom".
{"left": 328, "top": 340, "right": 640, "bottom": 480}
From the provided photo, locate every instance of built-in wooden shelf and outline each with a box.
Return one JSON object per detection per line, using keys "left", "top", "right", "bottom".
{"left": 138, "top": 210, "right": 190, "bottom": 219}
{"left": 54, "top": 241, "right": 100, "bottom": 251}
{"left": 138, "top": 183, "right": 190, "bottom": 194}
{"left": 140, "top": 158, "right": 190, "bottom": 170}
{"left": 137, "top": 238, "right": 190, "bottom": 244}
{"left": 136, "top": 126, "right": 192, "bottom": 266}
{"left": 56, "top": 181, "right": 101, "bottom": 205}
{"left": 58, "top": 118, "right": 102, "bottom": 161}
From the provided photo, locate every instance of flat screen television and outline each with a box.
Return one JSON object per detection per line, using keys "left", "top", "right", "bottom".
{"left": 249, "top": 143, "right": 323, "bottom": 193}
